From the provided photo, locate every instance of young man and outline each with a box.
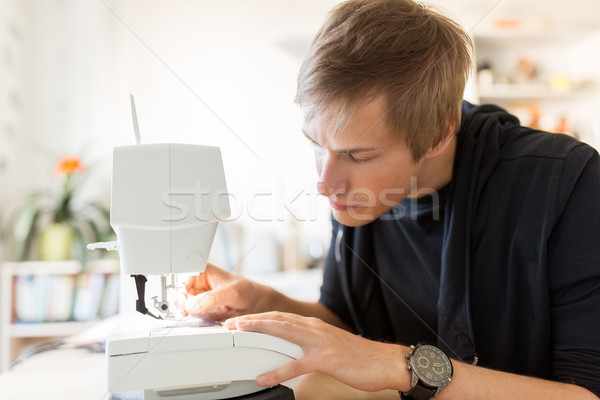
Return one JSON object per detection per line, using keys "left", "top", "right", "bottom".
{"left": 184, "top": 0, "right": 600, "bottom": 398}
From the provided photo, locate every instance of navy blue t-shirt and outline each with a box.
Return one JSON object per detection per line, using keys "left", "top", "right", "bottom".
{"left": 372, "top": 185, "right": 449, "bottom": 346}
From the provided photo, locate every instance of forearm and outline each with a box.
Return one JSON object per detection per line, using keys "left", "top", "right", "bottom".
{"left": 441, "top": 361, "right": 598, "bottom": 400}
{"left": 261, "top": 285, "right": 350, "bottom": 330}
{"left": 384, "top": 344, "right": 598, "bottom": 400}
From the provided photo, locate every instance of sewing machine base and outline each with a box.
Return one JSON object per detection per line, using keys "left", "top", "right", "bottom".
{"left": 109, "top": 384, "right": 295, "bottom": 400}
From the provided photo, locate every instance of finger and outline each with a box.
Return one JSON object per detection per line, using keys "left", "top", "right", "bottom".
{"left": 227, "top": 318, "right": 311, "bottom": 345}
{"left": 185, "top": 292, "right": 218, "bottom": 315}
{"left": 185, "top": 263, "right": 228, "bottom": 294}
{"left": 224, "top": 312, "right": 289, "bottom": 329}
{"left": 255, "top": 359, "right": 311, "bottom": 387}
{"left": 205, "top": 263, "right": 233, "bottom": 289}
{"left": 185, "top": 274, "right": 209, "bottom": 294}
{"left": 185, "top": 287, "right": 240, "bottom": 318}
{"left": 201, "top": 307, "right": 237, "bottom": 322}
{"left": 226, "top": 311, "right": 315, "bottom": 330}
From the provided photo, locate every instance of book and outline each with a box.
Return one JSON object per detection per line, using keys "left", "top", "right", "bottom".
{"left": 72, "top": 273, "right": 106, "bottom": 321}
{"left": 99, "top": 273, "right": 120, "bottom": 318}
{"left": 46, "top": 275, "right": 76, "bottom": 321}
{"left": 14, "top": 275, "right": 38, "bottom": 322}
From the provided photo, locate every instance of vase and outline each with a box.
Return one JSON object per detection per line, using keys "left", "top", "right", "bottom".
{"left": 39, "top": 223, "right": 74, "bottom": 261}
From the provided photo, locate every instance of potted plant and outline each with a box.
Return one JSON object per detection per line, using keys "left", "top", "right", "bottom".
{"left": 9, "top": 156, "right": 113, "bottom": 263}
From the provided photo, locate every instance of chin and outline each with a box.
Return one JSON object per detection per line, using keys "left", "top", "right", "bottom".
{"left": 332, "top": 207, "right": 385, "bottom": 227}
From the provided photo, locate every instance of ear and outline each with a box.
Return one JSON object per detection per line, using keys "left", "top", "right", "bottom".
{"left": 423, "top": 121, "right": 456, "bottom": 159}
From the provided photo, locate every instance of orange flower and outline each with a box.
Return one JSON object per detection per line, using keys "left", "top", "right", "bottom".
{"left": 55, "top": 156, "right": 84, "bottom": 176}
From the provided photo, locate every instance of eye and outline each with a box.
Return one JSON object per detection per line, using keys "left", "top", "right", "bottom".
{"left": 347, "top": 154, "right": 371, "bottom": 164}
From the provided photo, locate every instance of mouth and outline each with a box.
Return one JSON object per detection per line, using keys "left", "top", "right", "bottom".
{"left": 329, "top": 200, "right": 354, "bottom": 212}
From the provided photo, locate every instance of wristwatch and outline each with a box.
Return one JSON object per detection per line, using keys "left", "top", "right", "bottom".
{"left": 400, "top": 344, "right": 453, "bottom": 400}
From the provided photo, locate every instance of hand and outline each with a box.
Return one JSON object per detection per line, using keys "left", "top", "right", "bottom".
{"left": 182, "top": 263, "right": 273, "bottom": 320}
{"left": 224, "top": 312, "right": 410, "bottom": 392}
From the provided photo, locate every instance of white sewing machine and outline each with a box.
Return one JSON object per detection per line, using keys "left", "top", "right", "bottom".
{"left": 89, "top": 99, "right": 302, "bottom": 400}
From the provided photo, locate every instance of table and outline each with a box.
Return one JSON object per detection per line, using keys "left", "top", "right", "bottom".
{"left": 0, "top": 346, "right": 108, "bottom": 400}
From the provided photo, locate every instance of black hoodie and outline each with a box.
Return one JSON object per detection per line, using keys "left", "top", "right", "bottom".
{"left": 319, "top": 102, "right": 600, "bottom": 395}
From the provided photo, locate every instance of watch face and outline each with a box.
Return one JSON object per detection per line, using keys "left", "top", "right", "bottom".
{"left": 411, "top": 345, "right": 453, "bottom": 387}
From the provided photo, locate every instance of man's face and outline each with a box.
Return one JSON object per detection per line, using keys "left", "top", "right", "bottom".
{"left": 303, "top": 97, "right": 425, "bottom": 227}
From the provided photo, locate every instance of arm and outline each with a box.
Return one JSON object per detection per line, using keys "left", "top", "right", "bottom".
{"left": 266, "top": 286, "right": 351, "bottom": 330}
{"left": 183, "top": 263, "right": 349, "bottom": 330}
{"left": 436, "top": 361, "right": 598, "bottom": 400}
{"left": 225, "top": 312, "right": 599, "bottom": 400}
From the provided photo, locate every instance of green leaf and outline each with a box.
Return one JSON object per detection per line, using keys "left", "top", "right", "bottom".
{"left": 88, "top": 202, "right": 114, "bottom": 240}
{"left": 21, "top": 210, "right": 42, "bottom": 261}
{"left": 72, "top": 226, "right": 87, "bottom": 266}
{"left": 89, "top": 202, "right": 111, "bottom": 221}
{"left": 13, "top": 198, "right": 39, "bottom": 241}
{"left": 12, "top": 197, "right": 45, "bottom": 261}
{"left": 85, "top": 218, "right": 102, "bottom": 242}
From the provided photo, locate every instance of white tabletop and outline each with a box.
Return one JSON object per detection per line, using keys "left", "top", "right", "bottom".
{"left": 0, "top": 347, "right": 108, "bottom": 400}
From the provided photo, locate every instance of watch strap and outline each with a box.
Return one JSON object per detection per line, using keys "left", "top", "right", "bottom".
{"left": 400, "top": 383, "right": 437, "bottom": 400}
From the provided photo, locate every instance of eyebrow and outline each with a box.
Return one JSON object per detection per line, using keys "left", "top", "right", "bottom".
{"left": 302, "top": 129, "right": 378, "bottom": 154}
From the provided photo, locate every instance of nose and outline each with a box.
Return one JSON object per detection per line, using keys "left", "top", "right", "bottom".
{"left": 316, "top": 152, "right": 349, "bottom": 197}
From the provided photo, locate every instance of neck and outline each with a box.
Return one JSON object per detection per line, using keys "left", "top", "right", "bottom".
{"left": 409, "top": 136, "right": 457, "bottom": 198}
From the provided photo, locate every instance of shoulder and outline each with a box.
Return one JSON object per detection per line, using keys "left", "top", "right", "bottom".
{"left": 461, "top": 101, "right": 595, "bottom": 162}
{"left": 498, "top": 128, "right": 591, "bottom": 162}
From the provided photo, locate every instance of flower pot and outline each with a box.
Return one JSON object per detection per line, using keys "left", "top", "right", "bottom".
{"left": 39, "top": 223, "right": 74, "bottom": 261}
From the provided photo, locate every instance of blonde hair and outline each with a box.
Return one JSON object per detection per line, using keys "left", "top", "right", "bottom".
{"left": 295, "top": 0, "right": 473, "bottom": 160}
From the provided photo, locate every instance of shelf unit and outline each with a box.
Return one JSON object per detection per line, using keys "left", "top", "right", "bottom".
{"left": 472, "top": 27, "right": 600, "bottom": 144}
{"left": 0, "top": 259, "right": 119, "bottom": 372}
{"left": 477, "top": 85, "right": 598, "bottom": 101}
